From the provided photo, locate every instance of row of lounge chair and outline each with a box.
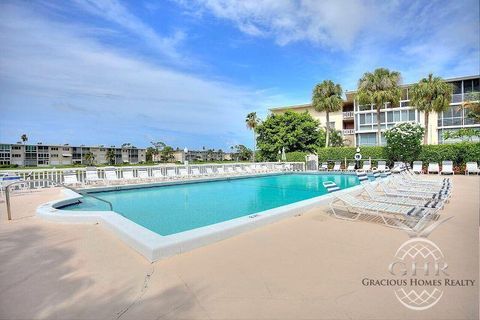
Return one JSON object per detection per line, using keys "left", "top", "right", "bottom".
{"left": 62, "top": 164, "right": 295, "bottom": 187}
{"left": 323, "top": 167, "right": 452, "bottom": 231}
{"left": 319, "top": 160, "right": 480, "bottom": 175}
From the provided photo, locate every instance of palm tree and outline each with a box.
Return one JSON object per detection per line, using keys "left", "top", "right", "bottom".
{"left": 106, "top": 149, "right": 116, "bottom": 165}
{"left": 84, "top": 152, "right": 95, "bottom": 165}
{"left": 460, "top": 92, "right": 480, "bottom": 122}
{"left": 312, "top": 80, "right": 343, "bottom": 147}
{"left": 245, "top": 112, "right": 260, "bottom": 161}
{"left": 410, "top": 74, "right": 453, "bottom": 144}
{"left": 357, "top": 68, "right": 402, "bottom": 146}
{"left": 20, "top": 134, "right": 28, "bottom": 144}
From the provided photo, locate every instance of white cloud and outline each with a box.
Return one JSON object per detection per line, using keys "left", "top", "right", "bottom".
{"left": 179, "top": 0, "right": 373, "bottom": 49}
{"left": 0, "top": 2, "right": 280, "bottom": 149}
{"left": 73, "top": 0, "right": 186, "bottom": 61}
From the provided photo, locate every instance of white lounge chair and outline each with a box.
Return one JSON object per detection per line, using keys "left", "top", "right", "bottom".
{"left": 361, "top": 161, "right": 371, "bottom": 171}
{"left": 440, "top": 161, "right": 454, "bottom": 175}
{"left": 191, "top": 167, "right": 202, "bottom": 177}
{"left": 63, "top": 171, "right": 82, "bottom": 187}
{"left": 346, "top": 162, "right": 356, "bottom": 172}
{"left": 391, "top": 162, "right": 405, "bottom": 173}
{"left": 428, "top": 162, "right": 440, "bottom": 174}
{"left": 329, "top": 193, "right": 433, "bottom": 230}
{"left": 412, "top": 161, "right": 423, "bottom": 174}
{"left": 465, "top": 162, "right": 480, "bottom": 175}
{"left": 104, "top": 168, "right": 121, "bottom": 184}
{"left": 399, "top": 170, "right": 450, "bottom": 187}
{"left": 377, "top": 161, "right": 387, "bottom": 172}
{"left": 85, "top": 168, "right": 103, "bottom": 185}
{"left": 152, "top": 168, "right": 166, "bottom": 180}
{"left": 121, "top": 169, "right": 137, "bottom": 183}
{"left": 361, "top": 182, "right": 444, "bottom": 212}
{"left": 178, "top": 168, "right": 189, "bottom": 178}
{"left": 217, "top": 167, "right": 227, "bottom": 175}
{"left": 137, "top": 168, "right": 152, "bottom": 181}
{"left": 205, "top": 167, "right": 215, "bottom": 176}
{"left": 166, "top": 168, "right": 178, "bottom": 179}
{"left": 319, "top": 162, "right": 328, "bottom": 171}
{"left": 331, "top": 161, "right": 342, "bottom": 171}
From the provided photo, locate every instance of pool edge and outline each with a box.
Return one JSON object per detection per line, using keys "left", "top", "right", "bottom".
{"left": 36, "top": 175, "right": 366, "bottom": 262}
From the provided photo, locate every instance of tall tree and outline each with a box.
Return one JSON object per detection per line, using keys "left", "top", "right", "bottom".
{"left": 357, "top": 68, "right": 402, "bottom": 146}
{"left": 410, "top": 73, "right": 453, "bottom": 144}
{"left": 21, "top": 134, "right": 28, "bottom": 144}
{"left": 106, "top": 149, "right": 116, "bottom": 165}
{"left": 256, "top": 111, "right": 320, "bottom": 161}
{"left": 84, "top": 152, "right": 95, "bottom": 165}
{"left": 312, "top": 80, "right": 343, "bottom": 147}
{"left": 245, "top": 112, "right": 261, "bottom": 161}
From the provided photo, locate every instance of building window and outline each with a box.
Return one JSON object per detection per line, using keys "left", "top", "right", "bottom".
{"left": 63, "top": 147, "right": 70, "bottom": 151}
{"left": 12, "top": 146, "right": 21, "bottom": 150}
{"left": 0, "top": 144, "right": 11, "bottom": 152}
{"left": 50, "top": 147, "right": 58, "bottom": 150}
{"left": 12, "top": 154, "right": 21, "bottom": 158}
{"left": 438, "top": 128, "right": 480, "bottom": 144}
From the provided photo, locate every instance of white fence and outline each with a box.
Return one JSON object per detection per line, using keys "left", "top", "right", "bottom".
{"left": 0, "top": 162, "right": 305, "bottom": 187}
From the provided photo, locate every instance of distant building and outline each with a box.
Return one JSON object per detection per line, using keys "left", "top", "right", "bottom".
{"left": 0, "top": 143, "right": 146, "bottom": 166}
{"left": 270, "top": 75, "right": 480, "bottom": 146}
{"left": 154, "top": 149, "right": 232, "bottom": 163}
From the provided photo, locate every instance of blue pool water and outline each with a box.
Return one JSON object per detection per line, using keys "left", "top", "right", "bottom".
{"left": 62, "top": 173, "right": 360, "bottom": 235}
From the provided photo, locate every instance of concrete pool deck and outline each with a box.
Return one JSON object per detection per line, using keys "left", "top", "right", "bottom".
{"left": 0, "top": 175, "right": 478, "bottom": 319}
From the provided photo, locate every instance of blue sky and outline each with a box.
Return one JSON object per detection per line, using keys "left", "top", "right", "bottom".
{"left": 0, "top": 0, "right": 479, "bottom": 150}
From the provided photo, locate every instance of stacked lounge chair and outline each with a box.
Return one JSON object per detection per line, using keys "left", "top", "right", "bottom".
{"left": 465, "top": 162, "right": 480, "bottom": 175}
{"left": 377, "top": 161, "right": 387, "bottom": 172}
{"left": 440, "top": 161, "right": 454, "bottom": 175}
{"left": 85, "top": 167, "right": 103, "bottom": 185}
{"left": 319, "top": 162, "right": 328, "bottom": 171}
{"left": 361, "top": 161, "right": 371, "bottom": 171}
{"left": 104, "top": 168, "right": 121, "bottom": 185}
{"left": 412, "top": 161, "right": 423, "bottom": 174}
{"left": 428, "top": 162, "right": 440, "bottom": 174}
{"left": 330, "top": 161, "right": 342, "bottom": 171}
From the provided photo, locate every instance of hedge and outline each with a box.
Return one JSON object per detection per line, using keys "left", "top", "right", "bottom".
{"left": 285, "top": 142, "right": 480, "bottom": 167}
{"left": 285, "top": 151, "right": 308, "bottom": 162}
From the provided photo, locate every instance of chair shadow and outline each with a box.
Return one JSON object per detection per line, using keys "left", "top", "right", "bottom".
{"left": 0, "top": 225, "right": 200, "bottom": 319}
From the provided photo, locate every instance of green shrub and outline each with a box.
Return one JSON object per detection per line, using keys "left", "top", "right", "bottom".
{"left": 312, "top": 142, "right": 479, "bottom": 168}
{"left": 316, "top": 146, "right": 387, "bottom": 167}
{"left": 419, "top": 142, "right": 480, "bottom": 165}
{"left": 285, "top": 151, "right": 307, "bottom": 162}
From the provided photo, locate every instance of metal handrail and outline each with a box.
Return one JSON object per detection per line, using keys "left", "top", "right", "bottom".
{"left": 4, "top": 178, "right": 113, "bottom": 221}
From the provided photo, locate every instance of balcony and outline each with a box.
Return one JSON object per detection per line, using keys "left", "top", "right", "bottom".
{"left": 343, "top": 111, "right": 354, "bottom": 119}
{"left": 342, "top": 129, "right": 355, "bottom": 135}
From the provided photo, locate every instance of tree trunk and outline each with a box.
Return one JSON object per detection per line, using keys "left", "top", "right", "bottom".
{"left": 424, "top": 112, "right": 429, "bottom": 145}
{"left": 376, "top": 106, "right": 382, "bottom": 146}
{"left": 252, "top": 130, "right": 256, "bottom": 162}
{"left": 325, "top": 111, "right": 330, "bottom": 148}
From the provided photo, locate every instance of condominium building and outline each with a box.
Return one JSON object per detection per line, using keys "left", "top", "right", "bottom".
{"left": 269, "top": 75, "right": 480, "bottom": 146}
{"left": 0, "top": 143, "right": 146, "bottom": 166}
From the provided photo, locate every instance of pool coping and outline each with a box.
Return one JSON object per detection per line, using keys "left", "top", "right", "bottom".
{"left": 36, "top": 172, "right": 364, "bottom": 262}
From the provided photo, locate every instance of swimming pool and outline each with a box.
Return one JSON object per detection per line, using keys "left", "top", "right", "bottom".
{"left": 38, "top": 172, "right": 364, "bottom": 261}
{"left": 61, "top": 173, "right": 360, "bottom": 236}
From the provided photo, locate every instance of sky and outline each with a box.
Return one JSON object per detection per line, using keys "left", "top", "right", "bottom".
{"left": 0, "top": 0, "right": 479, "bottom": 150}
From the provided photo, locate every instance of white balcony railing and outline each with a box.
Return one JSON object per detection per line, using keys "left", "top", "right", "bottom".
{"left": 342, "top": 129, "right": 355, "bottom": 135}
{"left": 342, "top": 111, "right": 354, "bottom": 118}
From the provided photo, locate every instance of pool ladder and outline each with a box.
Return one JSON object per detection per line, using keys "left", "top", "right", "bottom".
{"left": 4, "top": 177, "right": 113, "bottom": 221}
